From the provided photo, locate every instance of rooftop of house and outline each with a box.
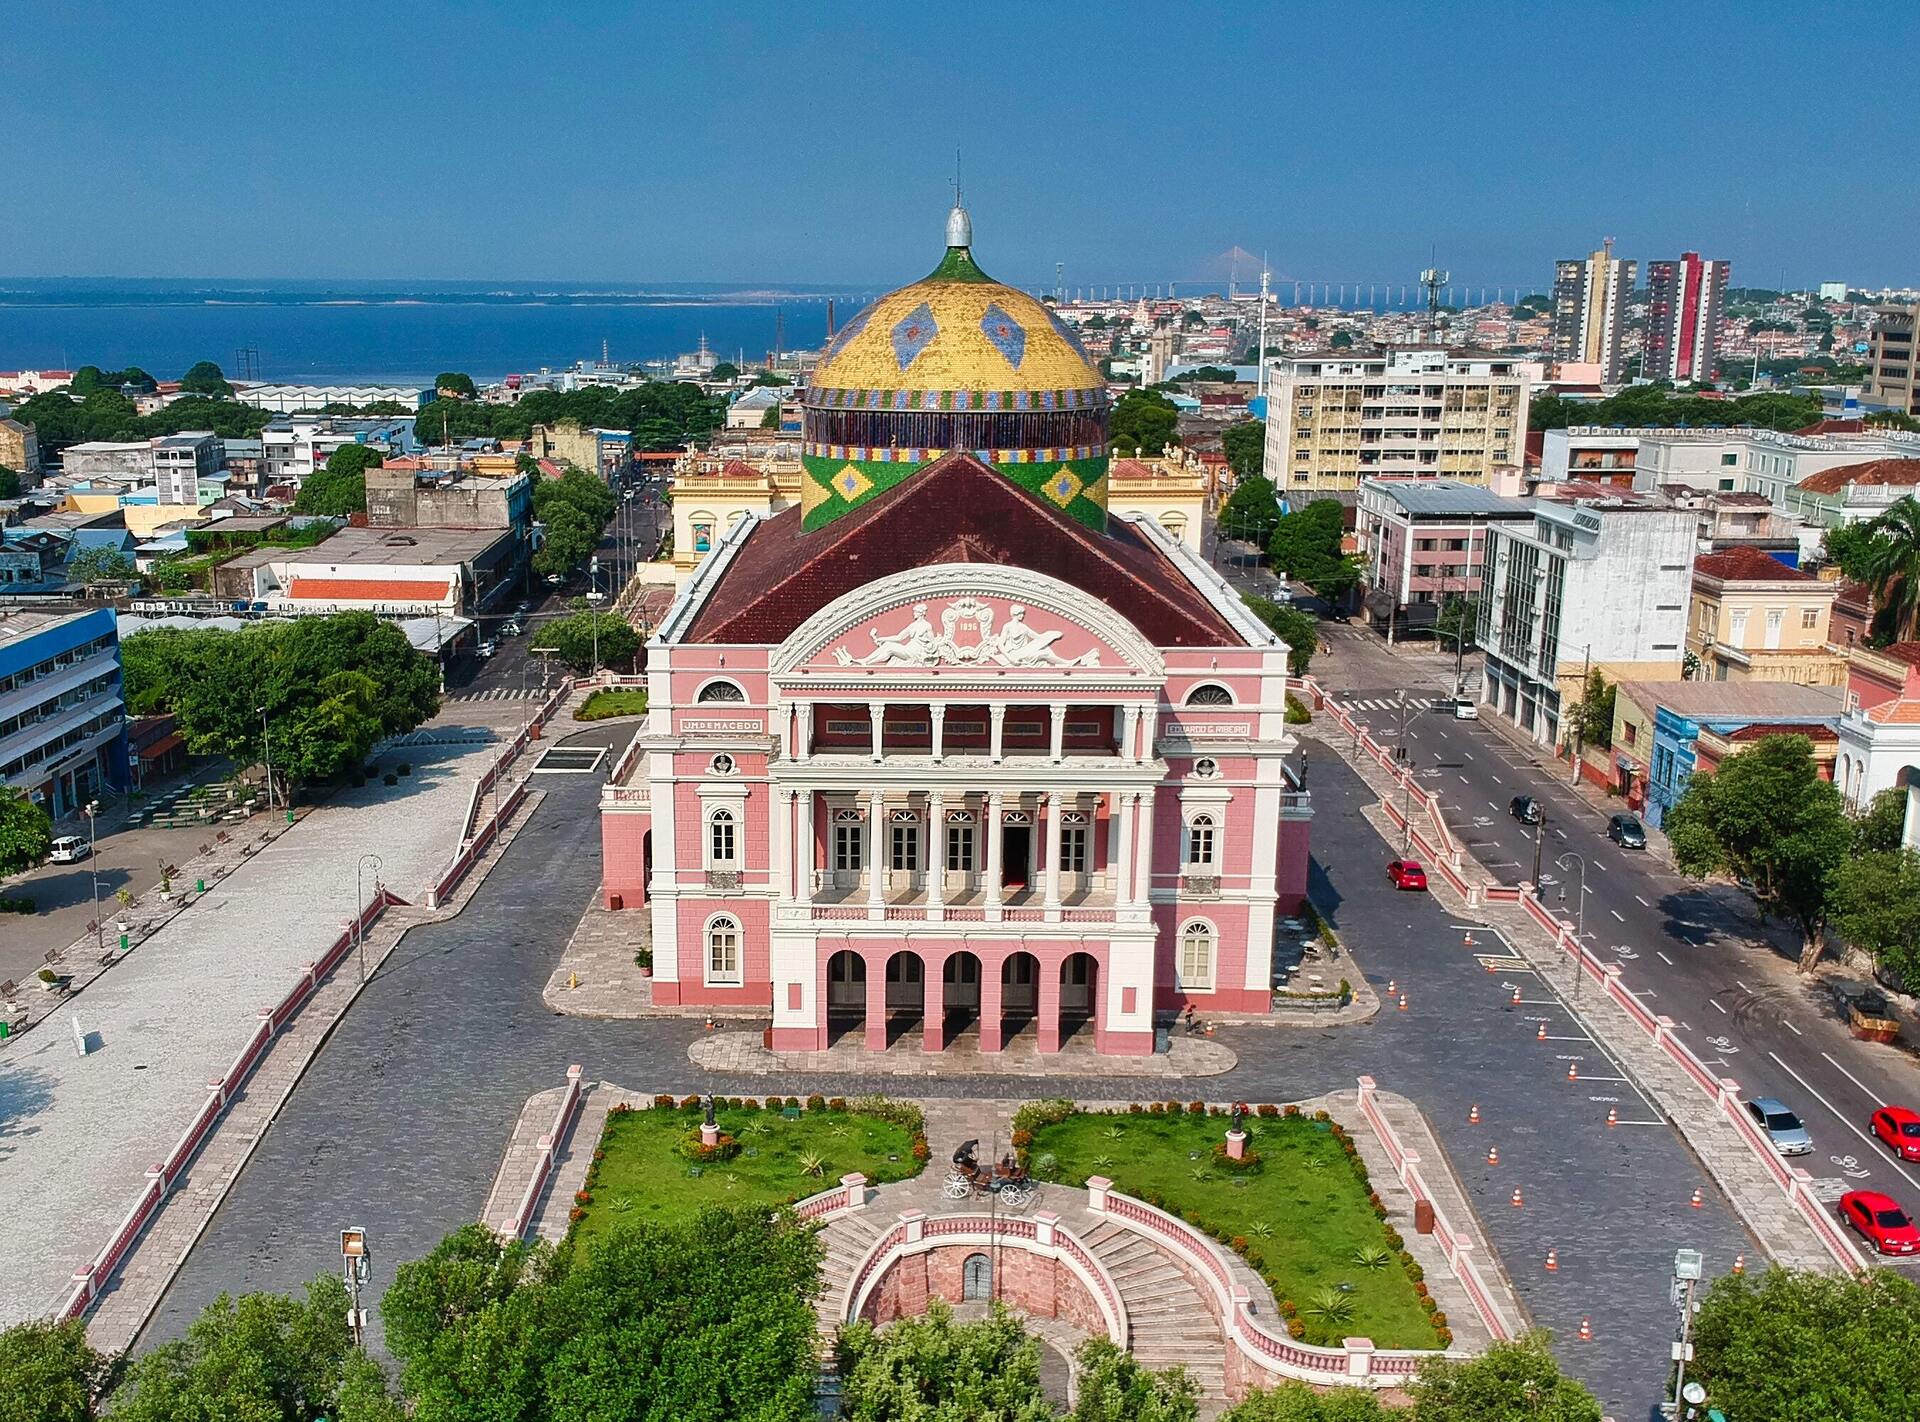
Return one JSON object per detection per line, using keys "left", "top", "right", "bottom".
{"left": 1616, "top": 679, "right": 1845, "bottom": 721}
{"left": 1693, "top": 545, "right": 1820, "bottom": 584}
{"left": 1361, "top": 478, "right": 1534, "bottom": 517}
{"left": 1720, "top": 721, "right": 1841, "bottom": 743}
{"left": 678, "top": 450, "right": 1243, "bottom": 648}
{"left": 1796, "top": 458, "right": 1920, "bottom": 496}
{"left": 217, "top": 524, "right": 508, "bottom": 573}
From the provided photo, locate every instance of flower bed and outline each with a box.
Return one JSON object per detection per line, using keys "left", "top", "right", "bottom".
{"left": 569, "top": 1095, "right": 927, "bottom": 1253}
{"left": 1018, "top": 1100, "right": 1442, "bottom": 1349}
{"left": 576, "top": 688, "right": 649, "bottom": 721}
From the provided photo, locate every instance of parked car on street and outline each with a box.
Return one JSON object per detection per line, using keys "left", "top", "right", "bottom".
{"left": 1839, "top": 1190, "right": 1920, "bottom": 1256}
{"left": 1744, "top": 1097, "right": 1814, "bottom": 1156}
{"left": 1509, "top": 795, "right": 1543, "bottom": 824}
{"left": 476, "top": 639, "right": 499, "bottom": 659}
{"left": 501, "top": 619, "right": 524, "bottom": 637}
{"left": 1387, "top": 859, "right": 1428, "bottom": 891}
{"left": 48, "top": 835, "right": 91, "bottom": 863}
{"left": 1450, "top": 699, "right": 1478, "bottom": 720}
{"left": 1607, "top": 814, "right": 1647, "bottom": 849}
{"left": 1871, "top": 1106, "right": 1920, "bottom": 1161}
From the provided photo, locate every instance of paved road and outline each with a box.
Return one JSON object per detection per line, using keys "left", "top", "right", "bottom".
{"left": 145, "top": 717, "right": 1744, "bottom": 1418}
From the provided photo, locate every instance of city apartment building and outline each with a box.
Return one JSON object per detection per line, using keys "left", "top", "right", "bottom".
{"left": 1355, "top": 479, "right": 1532, "bottom": 638}
{"left": 0, "top": 417, "right": 40, "bottom": 478}
{"left": 1643, "top": 253, "right": 1731, "bottom": 383}
{"left": 1550, "top": 244, "right": 1637, "bottom": 384}
{"left": 1477, "top": 494, "right": 1696, "bottom": 746}
{"left": 0, "top": 606, "right": 128, "bottom": 820}
{"left": 153, "top": 432, "right": 222, "bottom": 506}
{"left": 1865, "top": 308, "right": 1918, "bottom": 416}
{"left": 1260, "top": 348, "right": 1532, "bottom": 493}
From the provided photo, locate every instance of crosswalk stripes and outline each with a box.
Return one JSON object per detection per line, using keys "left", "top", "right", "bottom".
{"left": 1341, "top": 696, "right": 1438, "bottom": 713}
{"left": 445, "top": 686, "right": 543, "bottom": 703}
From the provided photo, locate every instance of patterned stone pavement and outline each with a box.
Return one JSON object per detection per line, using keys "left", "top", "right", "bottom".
{"left": 138, "top": 725, "right": 1750, "bottom": 1419}
{"left": 689, "top": 1029, "right": 1239, "bottom": 1077}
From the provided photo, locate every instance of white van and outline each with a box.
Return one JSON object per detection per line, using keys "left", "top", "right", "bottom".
{"left": 48, "top": 835, "right": 91, "bottom": 863}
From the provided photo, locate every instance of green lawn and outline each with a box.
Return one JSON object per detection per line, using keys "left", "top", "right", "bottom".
{"left": 571, "top": 1103, "right": 924, "bottom": 1253}
{"left": 576, "top": 687, "right": 649, "bottom": 720}
{"left": 1027, "top": 1110, "right": 1439, "bottom": 1348}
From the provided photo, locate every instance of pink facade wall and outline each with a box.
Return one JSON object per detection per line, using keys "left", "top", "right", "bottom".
{"left": 602, "top": 808, "right": 649, "bottom": 909}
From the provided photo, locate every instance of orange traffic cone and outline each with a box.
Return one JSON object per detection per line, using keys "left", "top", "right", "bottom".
{"left": 1398, "top": 994, "right": 1408, "bottom": 1011}
{"left": 1567, "top": 1061, "right": 1579, "bottom": 1081}
{"left": 1578, "top": 1317, "right": 1592, "bottom": 1341}
{"left": 1387, "top": 979, "right": 1397, "bottom": 995}
{"left": 1536, "top": 1020, "right": 1547, "bottom": 1041}
{"left": 1511, "top": 985, "right": 1522, "bottom": 1005}
{"left": 1468, "top": 1104, "right": 1481, "bottom": 1124}
{"left": 1733, "top": 1253, "right": 1745, "bottom": 1274}
{"left": 1463, "top": 932, "right": 1477, "bottom": 949}
{"left": 1690, "top": 1188, "right": 1703, "bottom": 1209}
{"left": 1487, "top": 1145, "right": 1500, "bottom": 1165}
{"left": 1511, "top": 1187, "right": 1524, "bottom": 1207}
{"left": 1606, "top": 1107, "right": 1618, "bottom": 1127}
{"left": 1545, "top": 1249, "right": 1558, "bottom": 1271}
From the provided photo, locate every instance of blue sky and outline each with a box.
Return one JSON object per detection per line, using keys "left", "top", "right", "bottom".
{"left": 3, "top": 1, "right": 1914, "bottom": 289}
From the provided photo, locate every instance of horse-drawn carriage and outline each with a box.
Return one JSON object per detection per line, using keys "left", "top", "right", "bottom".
{"left": 941, "top": 1139, "right": 1036, "bottom": 1208}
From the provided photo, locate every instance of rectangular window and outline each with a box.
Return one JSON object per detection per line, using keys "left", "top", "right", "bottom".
{"left": 1801, "top": 608, "right": 1820, "bottom": 630}
{"left": 945, "top": 824, "right": 974, "bottom": 872}
{"left": 833, "top": 824, "right": 863, "bottom": 872}
{"left": 1186, "top": 819, "right": 1217, "bottom": 867}
{"left": 1061, "top": 825, "right": 1088, "bottom": 873}
{"left": 889, "top": 824, "right": 920, "bottom": 872}
{"left": 1721, "top": 453, "right": 1738, "bottom": 466}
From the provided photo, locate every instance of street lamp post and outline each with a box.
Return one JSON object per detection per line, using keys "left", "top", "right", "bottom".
{"left": 84, "top": 799, "right": 102, "bottom": 954}
{"left": 256, "top": 705, "right": 274, "bottom": 812}
{"left": 1555, "top": 851, "right": 1588, "bottom": 1000}
{"left": 355, "top": 854, "right": 384, "bottom": 983}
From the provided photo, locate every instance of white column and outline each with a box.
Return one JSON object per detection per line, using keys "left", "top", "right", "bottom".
{"left": 777, "top": 699, "right": 795, "bottom": 761}
{"left": 869, "top": 703, "right": 885, "bottom": 763}
{"left": 772, "top": 787, "right": 792, "bottom": 899}
{"left": 1050, "top": 703, "right": 1067, "bottom": 762}
{"left": 867, "top": 788, "right": 885, "bottom": 913}
{"left": 1134, "top": 786, "right": 1157, "bottom": 904}
{"left": 927, "top": 790, "right": 946, "bottom": 915}
{"left": 985, "top": 790, "right": 1004, "bottom": 918}
{"left": 989, "top": 704, "right": 1007, "bottom": 763}
{"left": 930, "top": 704, "right": 946, "bottom": 762}
{"left": 1044, "top": 790, "right": 1064, "bottom": 912}
{"left": 1140, "top": 706, "right": 1160, "bottom": 764}
{"left": 1122, "top": 703, "right": 1142, "bottom": 762}
{"left": 796, "top": 702, "right": 814, "bottom": 763}
{"left": 1115, "top": 791, "right": 1137, "bottom": 908}
{"left": 798, "top": 789, "right": 816, "bottom": 905}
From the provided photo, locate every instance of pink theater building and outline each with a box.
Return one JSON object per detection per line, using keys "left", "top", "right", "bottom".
{"left": 598, "top": 456, "right": 1312, "bottom": 1056}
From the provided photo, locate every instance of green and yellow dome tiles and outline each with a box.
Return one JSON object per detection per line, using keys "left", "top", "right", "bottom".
{"left": 801, "top": 203, "right": 1111, "bottom": 530}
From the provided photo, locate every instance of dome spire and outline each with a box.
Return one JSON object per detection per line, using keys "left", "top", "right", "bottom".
{"left": 947, "top": 155, "right": 971, "bottom": 249}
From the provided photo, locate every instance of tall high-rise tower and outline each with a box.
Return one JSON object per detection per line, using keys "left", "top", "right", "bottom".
{"left": 1550, "top": 241, "right": 1637, "bottom": 384}
{"left": 1644, "top": 253, "right": 1731, "bottom": 383}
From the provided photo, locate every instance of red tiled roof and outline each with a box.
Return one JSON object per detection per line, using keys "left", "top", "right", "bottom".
{"left": 1724, "top": 722, "right": 1838, "bottom": 742}
{"left": 682, "top": 452, "right": 1241, "bottom": 647}
{"left": 1794, "top": 419, "right": 1867, "bottom": 436}
{"left": 1873, "top": 642, "right": 1920, "bottom": 668}
{"left": 720, "top": 460, "right": 764, "bottom": 480}
{"left": 286, "top": 577, "right": 452, "bottom": 601}
{"left": 1796, "top": 458, "right": 1920, "bottom": 495}
{"left": 1694, "top": 545, "right": 1817, "bottom": 583}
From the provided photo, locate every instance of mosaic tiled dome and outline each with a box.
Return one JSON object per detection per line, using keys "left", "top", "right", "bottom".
{"left": 801, "top": 204, "right": 1110, "bottom": 531}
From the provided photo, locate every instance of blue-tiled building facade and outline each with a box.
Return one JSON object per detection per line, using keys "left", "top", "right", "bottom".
{"left": 0, "top": 606, "right": 129, "bottom": 819}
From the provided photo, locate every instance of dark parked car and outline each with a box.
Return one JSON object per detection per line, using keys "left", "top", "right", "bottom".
{"left": 1608, "top": 814, "right": 1647, "bottom": 849}
{"left": 1510, "top": 795, "right": 1543, "bottom": 825}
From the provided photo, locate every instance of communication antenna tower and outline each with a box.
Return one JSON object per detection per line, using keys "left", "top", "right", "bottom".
{"left": 1420, "top": 264, "right": 1450, "bottom": 343}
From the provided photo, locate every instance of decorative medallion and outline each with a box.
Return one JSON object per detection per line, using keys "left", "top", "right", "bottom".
{"left": 1041, "top": 467, "right": 1086, "bottom": 509}
{"left": 979, "top": 302, "right": 1027, "bottom": 369}
{"left": 832, "top": 464, "right": 874, "bottom": 501}
{"left": 890, "top": 302, "right": 938, "bottom": 370}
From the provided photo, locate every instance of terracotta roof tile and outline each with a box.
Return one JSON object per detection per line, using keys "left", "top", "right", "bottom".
{"left": 1793, "top": 419, "right": 1867, "bottom": 436}
{"left": 682, "top": 451, "right": 1240, "bottom": 646}
{"left": 1723, "top": 722, "right": 1838, "bottom": 742}
{"left": 1693, "top": 545, "right": 1817, "bottom": 583}
{"left": 1873, "top": 642, "right": 1920, "bottom": 668}
{"left": 1867, "top": 699, "right": 1920, "bottom": 724}
{"left": 1796, "top": 458, "right": 1920, "bottom": 496}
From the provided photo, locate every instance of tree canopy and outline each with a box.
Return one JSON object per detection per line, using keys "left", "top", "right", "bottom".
{"left": 64, "top": 546, "right": 135, "bottom": 586}
{"left": 8, "top": 386, "right": 271, "bottom": 454}
{"left": 433, "top": 372, "right": 477, "bottom": 399}
{"left": 1242, "top": 594, "right": 1318, "bottom": 675}
{"left": 837, "top": 1300, "right": 1058, "bottom": 1422}
{"left": 1109, "top": 389, "right": 1180, "bottom": 455}
{"left": 708, "top": 361, "right": 740, "bottom": 381}
{"left": 0, "top": 466, "right": 19, "bottom": 499}
{"left": 1267, "top": 500, "right": 1359, "bottom": 603}
{"left": 412, "top": 382, "right": 722, "bottom": 453}
{"left": 1221, "top": 420, "right": 1265, "bottom": 483}
{"left": 178, "top": 361, "right": 234, "bottom": 398}
{"left": 1665, "top": 734, "right": 1854, "bottom": 970}
{"left": 120, "top": 614, "right": 439, "bottom": 795}
{"left": 0, "top": 788, "right": 54, "bottom": 876}
{"left": 1527, "top": 384, "right": 1823, "bottom": 434}
{"left": 68, "top": 365, "right": 157, "bottom": 396}
{"left": 0, "top": 1318, "right": 107, "bottom": 1422}
{"left": 293, "top": 443, "right": 382, "bottom": 516}
{"left": 1570, "top": 668, "right": 1615, "bottom": 751}
{"left": 532, "top": 467, "right": 618, "bottom": 578}
{"left": 1852, "top": 497, "right": 1920, "bottom": 643}
{"left": 1690, "top": 1267, "right": 1920, "bottom": 1422}
{"left": 1403, "top": 1333, "right": 1601, "bottom": 1422}
{"left": 529, "top": 611, "right": 640, "bottom": 674}
{"left": 1830, "top": 848, "right": 1920, "bottom": 988}
{"left": 1219, "top": 473, "right": 1281, "bottom": 545}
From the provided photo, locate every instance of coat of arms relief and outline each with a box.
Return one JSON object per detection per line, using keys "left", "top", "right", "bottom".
{"left": 832, "top": 597, "right": 1101, "bottom": 668}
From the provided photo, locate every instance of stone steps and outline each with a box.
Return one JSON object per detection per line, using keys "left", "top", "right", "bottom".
{"left": 1079, "top": 1219, "right": 1232, "bottom": 1403}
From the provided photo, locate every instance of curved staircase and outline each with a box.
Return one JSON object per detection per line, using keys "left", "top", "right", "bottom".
{"left": 1080, "top": 1217, "right": 1230, "bottom": 1404}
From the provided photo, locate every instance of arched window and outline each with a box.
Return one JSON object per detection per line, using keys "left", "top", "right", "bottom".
{"left": 709, "top": 808, "right": 737, "bottom": 865}
{"left": 697, "top": 679, "right": 746, "bottom": 703}
{"left": 706, "top": 915, "right": 741, "bottom": 984}
{"left": 963, "top": 1252, "right": 993, "bottom": 1301}
{"left": 1185, "top": 683, "right": 1233, "bottom": 707}
{"left": 1179, "top": 922, "right": 1215, "bottom": 991}
{"left": 1161, "top": 514, "right": 1187, "bottom": 543}
{"left": 1186, "top": 814, "right": 1217, "bottom": 867}
{"left": 691, "top": 512, "right": 715, "bottom": 552}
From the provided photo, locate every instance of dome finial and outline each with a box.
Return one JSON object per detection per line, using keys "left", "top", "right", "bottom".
{"left": 947, "top": 149, "right": 971, "bottom": 248}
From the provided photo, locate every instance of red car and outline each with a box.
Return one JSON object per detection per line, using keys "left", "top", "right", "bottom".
{"left": 1839, "top": 1190, "right": 1920, "bottom": 1256}
{"left": 1387, "top": 859, "right": 1428, "bottom": 891}
{"left": 1872, "top": 1106, "right": 1920, "bottom": 1162}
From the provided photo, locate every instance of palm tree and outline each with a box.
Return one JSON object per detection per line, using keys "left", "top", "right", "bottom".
{"left": 1859, "top": 497, "right": 1920, "bottom": 643}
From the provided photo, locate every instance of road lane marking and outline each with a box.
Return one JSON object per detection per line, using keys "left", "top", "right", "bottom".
{"left": 1767, "top": 1051, "right": 1920, "bottom": 1187}
{"left": 1737, "top": 980, "right": 1752, "bottom": 993}
{"left": 1553, "top": 828, "right": 1567, "bottom": 839}
{"left": 1783, "top": 1020, "right": 1803, "bottom": 1037}
{"left": 1462, "top": 752, "right": 1473, "bottom": 761}
{"left": 1710, "top": 999, "right": 1728, "bottom": 1014}
{"left": 1635, "top": 894, "right": 1651, "bottom": 907}
{"left": 1656, "top": 951, "right": 1674, "bottom": 965}
{"left": 1610, "top": 909, "right": 1625, "bottom": 922}
{"left": 1822, "top": 1051, "right": 1892, "bottom": 1107}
